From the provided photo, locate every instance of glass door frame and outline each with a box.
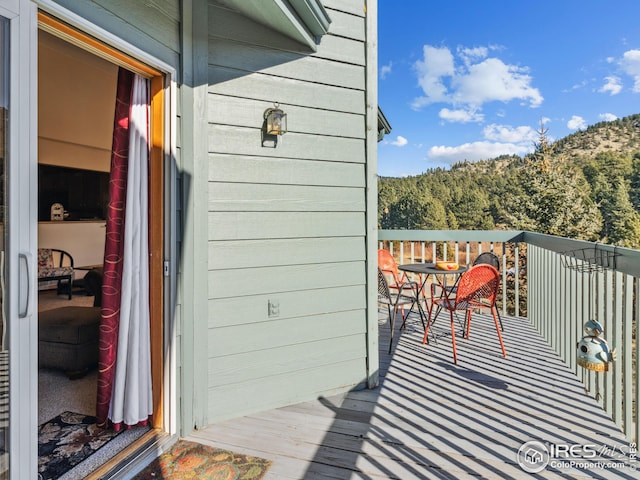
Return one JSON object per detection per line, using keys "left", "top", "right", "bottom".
{"left": 0, "top": 0, "right": 38, "bottom": 478}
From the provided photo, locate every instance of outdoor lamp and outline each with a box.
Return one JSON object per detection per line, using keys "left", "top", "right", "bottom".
{"left": 264, "top": 103, "right": 287, "bottom": 135}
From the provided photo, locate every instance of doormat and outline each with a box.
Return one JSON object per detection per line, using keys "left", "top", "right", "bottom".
{"left": 38, "top": 411, "right": 122, "bottom": 480}
{"left": 134, "top": 440, "right": 273, "bottom": 479}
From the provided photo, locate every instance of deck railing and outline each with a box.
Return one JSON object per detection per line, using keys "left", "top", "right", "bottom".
{"left": 378, "top": 229, "right": 640, "bottom": 442}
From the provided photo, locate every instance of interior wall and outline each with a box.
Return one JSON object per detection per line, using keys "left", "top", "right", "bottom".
{"left": 38, "top": 30, "right": 117, "bottom": 172}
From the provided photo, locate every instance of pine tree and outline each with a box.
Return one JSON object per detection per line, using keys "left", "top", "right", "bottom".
{"left": 506, "top": 125, "right": 603, "bottom": 240}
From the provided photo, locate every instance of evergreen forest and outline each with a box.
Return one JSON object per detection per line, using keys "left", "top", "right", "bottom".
{"left": 378, "top": 113, "right": 640, "bottom": 248}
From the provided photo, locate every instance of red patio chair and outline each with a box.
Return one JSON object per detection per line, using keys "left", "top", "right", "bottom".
{"left": 378, "top": 248, "right": 413, "bottom": 321}
{"left": 434, "top": 251, "right": 505, "bottom": 331}
{"left": 423, "top": 264, "right": 506, "bottom": 364}
{"left": 377, "top": 249, "right": 409, "bottom": 290}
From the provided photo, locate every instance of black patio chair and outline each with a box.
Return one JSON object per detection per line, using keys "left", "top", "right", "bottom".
{"left": 378, "top": 268, "right": 426, "bottom": 354}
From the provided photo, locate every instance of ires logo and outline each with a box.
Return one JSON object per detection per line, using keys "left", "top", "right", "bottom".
{"left": 518, "top": 441, "right": 599, "bottom": 473}
{"left": 518, "top": 440, "right": 635, "bottom": 473}
{"left": 549, "top": 443, "right": 598, "bottom": 458}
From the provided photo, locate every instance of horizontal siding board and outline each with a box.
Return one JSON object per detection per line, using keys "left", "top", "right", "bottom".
{"left": 209, "top": 335, "right": 367, "bottom": 387}
{"left": 209, "top": 261, "right": 365, "bottom": 298}
{"left": 208, "top": 125, "right": 365, "bottom": 163}
{"left": 208, "top": 183, "right": 364, "bottom": 212}
{"left": 208, "top": 94, "right": 365, "bottom": 138}
{"left": 209, "top": 38, "right": 364, "bottom": 90}
{"left": 209, "top": 314, "right": 366, "bottom": 358}
{"left": 208, "top": 359, "right": 366, "bottom": 423}
{"left": 208, "top": 237, "right": 365, "bottom": 269}
{"left": 92, "top": 0, "right": 179, "bottom": 51}
{"left": 52, "top": 0, "right": 180, "bottom": 67}
{"left": 313, "top": 34, "right": 364, "bottom": 66}
{"left": 209, "top": 154, "right": 365, "bottom": 187}
{"left": 208, "top": 286, "right": 366, "bottom": 328}
{"left": 209, "top": 3, "right": 314, "bottom": 53}
{"left": 208, "top": 211, "right": 365, "bottom": 240}
{"left": 209, "top": 67, "right": 364, "bottom": 114}
{"left": 325, "top": 9, "right": 365, "bottom": 41}
{"left": 324, "top": 0, "right": 365, "bottom": 17}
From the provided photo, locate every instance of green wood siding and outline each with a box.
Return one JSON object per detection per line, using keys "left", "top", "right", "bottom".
{"left": 206, "top": 0, "right": 372, "bottom": 421}
{"left": 209, "top": 155, "right": 365, "bottom": 187}
{"left": 209, "top": 39, "right": 364, "bottom": 89}
{"left": 49, "top": 0, "right": 181, "bottom": 68}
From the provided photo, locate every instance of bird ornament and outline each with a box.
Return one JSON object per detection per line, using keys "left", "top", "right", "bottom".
{"left": 577, "top": 320, "right": 616, "bottom": 372}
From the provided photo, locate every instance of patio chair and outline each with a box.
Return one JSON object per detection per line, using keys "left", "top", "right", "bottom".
{"left": 378, "top": 249, "right": 417, "bottom": 319}
{"left": 378, "top": 249, "right": 410, "bottom": 290}
{"left": 436, "top": 251, "right": 504, "bottom": 331}
{"left": 37, "top": 248, "right": 74, "bottom": 299}
{"left": 378, "top": 268, "right": 425, "bottom": 354}
{"left": 474, "top": 251, "right": 500, "bottom": 270}
{"left": 471, "top": 252, "right": 504, "bottom": 331}
{"left": 423, "top": 264, "right": 506, "bottom": 364}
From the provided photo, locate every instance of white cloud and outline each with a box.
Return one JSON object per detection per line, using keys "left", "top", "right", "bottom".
{"left": 599, "top": 76, "right": 622, "bottom": 95}
{"left": 427, "top": 141, "right": 532, "bottom": 165}
{"left": 439, "top": 108, "right": 484, "bottom": 123}
{"left": 380, "top": 62, "right": 392, "bottom": 80}
{"left": 599, "top": 113, "right": 618, "bottom": 121}
{"left": 565, "top": 80, "right": 588, "bottom": 92}
{"left": 457, "top": 46, "right": 488, "bottom": 66}
{"left": 567, "top": 115, "right": 587, "bottom": 130}
{"left": 620, "top": 49, "right": 640, "bottom": 92}
{"left": 411, "top": 45, "right": 455, "bottom": 109}
{"left": 483, "top": 124, "right": 537, "bottom": 144}
{"left": 411, "top": 45, "right": 543, "bottom": 111}
{"left": 389, "top": 135, "right": 408, "bottom": 147}
{"left": 453, "top": 58, "right": 543, "bottom": 107}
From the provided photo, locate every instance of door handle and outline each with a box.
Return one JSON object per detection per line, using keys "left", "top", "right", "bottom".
{"left": 19, "top": 252, "right": 31, "bottom": 318}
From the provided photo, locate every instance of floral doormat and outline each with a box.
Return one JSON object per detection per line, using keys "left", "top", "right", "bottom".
{"left": 38, "top": 411, "right": 122, "bottom": 480}
{"left": 134, "top": 440, "right": 273, "bottom": 479}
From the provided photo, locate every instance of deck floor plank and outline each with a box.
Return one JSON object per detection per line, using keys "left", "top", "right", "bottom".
{"left": 188, "top": 312, "right": 635, "bottom": 479}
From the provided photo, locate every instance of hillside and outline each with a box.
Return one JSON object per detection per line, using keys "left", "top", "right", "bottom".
{"left": 378, "top": 113, "right": 640, "bottom": 247}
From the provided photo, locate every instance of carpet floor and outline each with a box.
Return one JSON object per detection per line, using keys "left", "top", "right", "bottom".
{"left": 134, "top": 440, "right": 273, "bottom": 480}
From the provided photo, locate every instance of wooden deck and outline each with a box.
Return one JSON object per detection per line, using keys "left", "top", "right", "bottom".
{"left": 188, "top": 310, "right": 637, "bottom": 479}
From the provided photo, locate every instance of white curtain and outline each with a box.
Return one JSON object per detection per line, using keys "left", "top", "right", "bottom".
{"left": 108, "top": 74, "right": 152, "bottom": 426}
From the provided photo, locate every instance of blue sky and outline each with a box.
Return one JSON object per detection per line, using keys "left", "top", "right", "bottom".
{"left": 377, "top": 1, "right": 640, "bottom": 177}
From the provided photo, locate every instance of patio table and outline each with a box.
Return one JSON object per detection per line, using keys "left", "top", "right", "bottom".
{"left": 398, "top": 263, "right": 469, "bottom": 338}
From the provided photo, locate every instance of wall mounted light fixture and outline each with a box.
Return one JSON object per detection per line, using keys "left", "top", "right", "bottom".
{"left": 262, "top": 103, "right": 287, "bottom": 147}
{"left": 264, "top": 103, "right": 287, "bottom": 136}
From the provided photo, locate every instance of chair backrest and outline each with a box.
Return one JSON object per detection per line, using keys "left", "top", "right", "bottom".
{"left": 37, "top": 248, "right": 74, "bottom": 271}
{"left": 455, "top": 264, "right": 500, "bottom": 307}
{"left": 38, "top": 248, "right": 53, "bottom": 269}
{"left": 377, "top": 267, "right": 392, "bottom": 301}
{"left": 473, "top": 252, "right": 500, "bottom": 270}
{"left": 378, "top": 249, "right": 403, "bottom": 283}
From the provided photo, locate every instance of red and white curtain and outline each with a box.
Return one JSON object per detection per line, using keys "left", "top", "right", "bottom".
{"left": 97, "top": 68, "right": 152, "bottom": 430}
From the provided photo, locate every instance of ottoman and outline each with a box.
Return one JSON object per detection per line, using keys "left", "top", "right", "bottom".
{"left": 38, "top": 306, "right": 101, "bottom": 379}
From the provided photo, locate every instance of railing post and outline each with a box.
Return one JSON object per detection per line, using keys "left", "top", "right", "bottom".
{"left": 604, "top": 269, "right": 613, "bottom": 414}
{"left": 636, "top": 279, "right": 640, "bottom": 443}
{"left": 515, "top": 244, "right": 520, "bottom": 318}
{"left": 612, "top": 271, "right": 623, "bottom": 426}
{"left": 623, "top": 274, "right": 633, "bottom": 437}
